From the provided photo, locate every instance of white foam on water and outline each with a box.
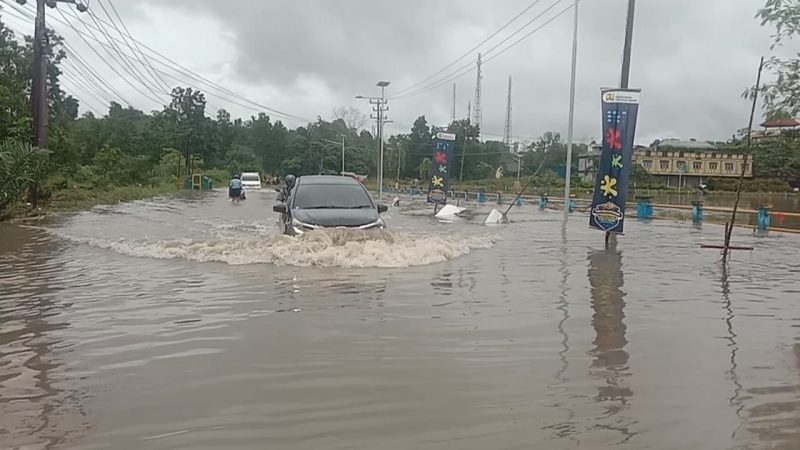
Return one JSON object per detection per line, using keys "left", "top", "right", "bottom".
{"left": 53, "top": 229, "right": 497, "bottom": 268}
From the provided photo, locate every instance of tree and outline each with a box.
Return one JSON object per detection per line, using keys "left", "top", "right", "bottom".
{"left": 332, "top": 106, "right": 369, "bottom": 130}
{"left": 753, "top": 0, "right": 800, "bottom": 115}
{"left": 417, "top": 157, "right": 432, "bottom": 179}
{"left": 405, "top": 116, "right": 432, "bottom": 178}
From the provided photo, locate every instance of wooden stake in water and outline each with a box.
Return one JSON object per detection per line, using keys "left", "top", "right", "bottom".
{"left": 722, "top": 57, "right": 763, "bottom": 261}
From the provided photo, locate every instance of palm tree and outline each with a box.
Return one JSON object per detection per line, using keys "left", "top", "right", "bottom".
{"left": 417, "top": 157, "right": 432, "bottom": 180}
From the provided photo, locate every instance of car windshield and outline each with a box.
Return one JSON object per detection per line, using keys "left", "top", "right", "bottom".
{"left": 293, "top": 183, "right": 373, "bottom": 209}
{"left": 241, "top": 174, "right": 260, "bottom": 181}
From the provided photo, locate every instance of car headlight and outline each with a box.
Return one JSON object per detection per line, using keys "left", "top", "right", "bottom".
{"left": 291, "top": 217, "right": 319, "bottom": 235}
{"left": 358, "top": 217, "right": 385, "bottom": 230}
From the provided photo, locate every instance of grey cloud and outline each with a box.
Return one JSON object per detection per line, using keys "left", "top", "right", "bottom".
{"left": 120, "top": 0, "right": 774, "bottom": 143}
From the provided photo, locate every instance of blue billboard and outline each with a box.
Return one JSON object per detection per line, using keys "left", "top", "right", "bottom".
{"left": 427, "top": 132, "right": 456, "bottom": 204}
{"left": 589, "top": 89, "right": 641, "bottom": 234}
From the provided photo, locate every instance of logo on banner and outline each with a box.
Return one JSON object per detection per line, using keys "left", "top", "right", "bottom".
{"left": 591, "top": 202, "right": 624, "bottom": 231}
{"left": 602, "top": 89, "right": 640, "bottom": 104}
{"left": 428, "top": 189, "right": 447, "bottom": 203}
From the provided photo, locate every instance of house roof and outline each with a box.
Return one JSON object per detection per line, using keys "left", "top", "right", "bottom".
{"left": 656, "top": 139, "right": 717, "bottom": 150}
{"left": 760, "top": 118, "right": 800, "bottom": 128}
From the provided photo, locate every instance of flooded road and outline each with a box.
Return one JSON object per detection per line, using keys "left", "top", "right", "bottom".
{"left": 1, "top": 189, "right": 800, "bottom": 449}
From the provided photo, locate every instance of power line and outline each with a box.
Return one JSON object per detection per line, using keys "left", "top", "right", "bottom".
{"left": 50, "top": 6, "right": 164, "bottom": 104}
{"left": 390, "top": 0, "right": 545, "bottom": 97}
{"left": 5, "top": 0, "right": 311, "bottom": 123}
{"left": 82, "top": 6, "right": 167, "bottom": 100}
{"left": 390, "top": 0, "right": 574, "bottom": 100}
{"left": 59, "top": 6, "right": 312, "bottom": 123}
{"left": 99, "top": 0, "right": 172, "bottom": 93}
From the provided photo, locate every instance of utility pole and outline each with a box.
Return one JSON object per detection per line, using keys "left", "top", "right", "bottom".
{"left": 451, "top": 83, "right": 456, "bottom": 124}
{"left": 563, "top": 0, "right": 579, "bottom": 222}
{"left": 25, "top": 0, "right": 89, "bottom": 150}
{"left": 32, "top": 0, "right": 48, "bottom": 149}
{"left": 467, "top": 100, "right": 471, "bottom": 123}
{"left": 472, "top": 53, "right": 482, "bottom": 139}
{"left": 341, "top": 136, "right": 345, "bottom": 173}
{"left": 356, "top": 81, "right": 390, "bottom": 200}
{"left": 504, "top": 75, "right": 513, "bottom": 152}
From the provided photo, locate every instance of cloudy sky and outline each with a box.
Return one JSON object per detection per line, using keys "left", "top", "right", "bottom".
{"left": 1, "top": 0, "right": 788, "bottom": 144}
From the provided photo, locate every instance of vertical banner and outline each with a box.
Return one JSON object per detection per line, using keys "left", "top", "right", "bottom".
{"left": 427, "top": 132, "right": 456, "bottom": 204}
{"left": 589, "top": 88, "right": 641, "bottom": 234}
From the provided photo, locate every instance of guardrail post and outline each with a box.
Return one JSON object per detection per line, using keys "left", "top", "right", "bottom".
{"left": 636, "top": 195, "right": 653, "bottom": 220}
{"left": 757, "top": 204, "right": 771, "bottom": 232}
{"left": 691, "top": 200, "right": 703, "bottom": 223}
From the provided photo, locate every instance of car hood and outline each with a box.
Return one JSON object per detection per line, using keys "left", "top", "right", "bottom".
{"left": 292, "top": 208, "right": 378, "bottom": 227}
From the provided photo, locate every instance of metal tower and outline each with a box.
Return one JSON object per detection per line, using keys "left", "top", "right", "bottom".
{"left": 472, "top": 53, "right": 482, "bottom": 137}
{"left": 503, "top": 76, "right": 512, "bottom": 151}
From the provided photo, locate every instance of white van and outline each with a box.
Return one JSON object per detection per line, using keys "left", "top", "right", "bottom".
{"left": 240, "top": 172, "right": 262, "bottom": 189}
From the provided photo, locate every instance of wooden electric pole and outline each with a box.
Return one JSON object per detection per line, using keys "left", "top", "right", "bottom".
{"left": 32, "top": 0, "right": 48, "bottom": 149}
{"left": 24, "top": 0, "right": 89, "bottom": 149}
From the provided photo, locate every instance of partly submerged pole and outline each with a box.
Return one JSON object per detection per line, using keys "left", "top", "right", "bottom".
{"left": 722, "top": 56, "right": 764, "bottom": 261}
{"left": 563, "top": 0, "right": 579, "bottom": 222}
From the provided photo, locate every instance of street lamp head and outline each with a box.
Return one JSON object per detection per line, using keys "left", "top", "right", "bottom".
{"left": 376, "top": 81, "right": 390, "bottom": 87}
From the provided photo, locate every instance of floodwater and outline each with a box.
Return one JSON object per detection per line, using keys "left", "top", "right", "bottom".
{"left": 1, "top": 189, "right": 799, "bottom": 450}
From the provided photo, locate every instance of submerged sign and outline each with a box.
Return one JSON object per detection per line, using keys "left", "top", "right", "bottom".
{"left": 589, "top": 88, "right": 641, "bottom": 234}
{"left": 427, "top": 132, "right": 456, "bottom": 204}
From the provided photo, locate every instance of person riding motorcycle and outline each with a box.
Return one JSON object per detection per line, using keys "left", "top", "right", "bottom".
{"left": 277, "top": 174, "right": 296, "bottom": 203}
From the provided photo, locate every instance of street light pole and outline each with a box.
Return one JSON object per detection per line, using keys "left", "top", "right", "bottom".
{"left": 341, "top": 136, "right": 345, "bottom": 173}
{"left": 563, "top": 0, "right": 579, "bottom": 222}
{"left": 356, "top": 81, "right": 390, "bottom": 200}
{"left": 377, "top": 81, "right": 390, "bottom": 200}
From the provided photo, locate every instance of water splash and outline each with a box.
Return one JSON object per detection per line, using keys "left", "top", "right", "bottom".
{"left": 53, "top": 228, "right": 496, "bottom": 268}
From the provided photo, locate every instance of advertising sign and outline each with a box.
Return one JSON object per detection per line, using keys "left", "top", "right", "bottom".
{"left": 427, "top": 132, "right": 456, "bottom": 204}
{"left": 589, "top": 88, "right": 641, "bottom": 234}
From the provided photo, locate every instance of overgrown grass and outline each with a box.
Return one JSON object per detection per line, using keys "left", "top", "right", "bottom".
{"left": 3, "top": 178, "right": 179, "bottom": 220}
{"left": 44, "top": 182, "right": 178, "bottom": 211}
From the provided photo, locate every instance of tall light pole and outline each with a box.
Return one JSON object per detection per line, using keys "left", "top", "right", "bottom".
{"left": 356, "top": 80, "right": 390, "bottom": 200}
{"left": 563, "top": 0, "right": 579, "bottom": 222}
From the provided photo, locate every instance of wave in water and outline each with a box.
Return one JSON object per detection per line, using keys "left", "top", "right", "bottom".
{"left": 54, "top": 229, "right": 497, "bottom": 268}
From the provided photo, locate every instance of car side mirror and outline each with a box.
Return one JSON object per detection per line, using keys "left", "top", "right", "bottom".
{"left": 273, "top": 203, "right": 288, "bottom": 213}
{"left": 377, "top": 204, "right": 388, "bottom": 213}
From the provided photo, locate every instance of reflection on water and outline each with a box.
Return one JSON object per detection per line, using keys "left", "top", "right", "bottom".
{"left": 720, "top": 262, "right": 745, "bottom": 442}
{"left": 2, "top": 190, "right": 800, "bottom": 449}
{"left": 0, "top": 226, "right": 86, "bottom": 449}
{"left": 587, "top": 236, "right": 635, "bottom": 443}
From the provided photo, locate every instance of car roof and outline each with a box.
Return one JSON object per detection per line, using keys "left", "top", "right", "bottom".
{"left": 297, "top": 175, "right": 362, "bottom": 186}
{"left": 241, "top": 171, "right": 259, "bottom": 175}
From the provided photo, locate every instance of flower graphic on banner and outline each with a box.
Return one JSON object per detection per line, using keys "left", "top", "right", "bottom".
{"left": 438, "top": 164, "right": 447, "bottom": 173}
{"left": 600, "top": 175, "right": 618, "bottom": 197}
{"left": 611, "top": 153, "right": 623, "bottom": 169}
{"left": 435, "top": 151, "right": 447, "bottom": 164}
{"left": 431, "top": 175, "right": 444, "bottom": 187}
{"left": 606, "top": 128, "right": 623, "bottom": 150}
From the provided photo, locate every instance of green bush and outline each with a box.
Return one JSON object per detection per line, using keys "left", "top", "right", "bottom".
{"left": 0, "top": 139, "right": 51, "bottom": 214}
{"left": 205, "top": 168, "right": 230, "bottom": 186}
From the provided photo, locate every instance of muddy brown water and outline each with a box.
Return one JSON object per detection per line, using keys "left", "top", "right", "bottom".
{"left": 1, "top": 189, "right": 799, "bottom": 449}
